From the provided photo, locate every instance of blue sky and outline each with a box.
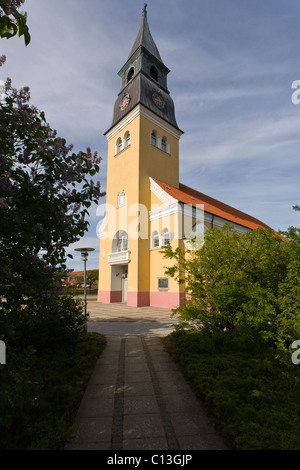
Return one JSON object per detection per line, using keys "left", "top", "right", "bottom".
{"left": 1, "top": 0, "right": 300, "bottom": 271}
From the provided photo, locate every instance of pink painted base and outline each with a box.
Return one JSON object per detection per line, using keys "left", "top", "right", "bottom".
{"left": 97, "top": 290, "right": 110, "bottom": 303}
{"left": 149, "top": 291, "right": 185, "bottom": 309}
{"left": 127, "top": 291, "right": 150, "bottom": 307}
{"left": 97, "top": 290, "right": 122, "bottom": 303}
{"left": 98, "top": 290, "right": 187, "bottom": 309}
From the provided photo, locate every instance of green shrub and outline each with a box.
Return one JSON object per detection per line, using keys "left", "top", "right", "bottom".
{"left": 0, "top": 332, "right": 106, "bottom": 450}
{"left": 164, "top": 225, "right": 300, "bottom": 352}
{"left": 164, "top": 329, "right": 300, "bottom": 450}
{"left": 1, "top": 295, "right": 86, "bottom": 353}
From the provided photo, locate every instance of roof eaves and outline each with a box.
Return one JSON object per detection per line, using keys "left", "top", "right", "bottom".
{"left": 152, "top": 178, "right": 271, "bottom": 232}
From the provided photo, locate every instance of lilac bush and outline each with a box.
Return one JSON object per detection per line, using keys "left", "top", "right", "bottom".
{"left": 0, "top": 78, "right": 104, "bottom": 339}
{"left": 1, "top": 1, "right": 25, "bottom": 14}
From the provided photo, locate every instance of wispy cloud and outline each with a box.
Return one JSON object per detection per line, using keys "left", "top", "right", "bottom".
{"left": 1, "top": 0, "right": 300, "bottom": 269}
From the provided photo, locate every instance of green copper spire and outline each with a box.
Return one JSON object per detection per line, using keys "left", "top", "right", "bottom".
{"left": 106, "top": 4, "right": 182, "bottom": 134}
{"left": 128, "top": 3, "right": 163, "bottom": 63}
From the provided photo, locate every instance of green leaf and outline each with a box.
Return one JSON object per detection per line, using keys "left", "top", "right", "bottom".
{"left": 0, "top": 10, "right": 31, "bottom": 45}
{"left": 0, "top": 15, "right": 17, "bottom": 39}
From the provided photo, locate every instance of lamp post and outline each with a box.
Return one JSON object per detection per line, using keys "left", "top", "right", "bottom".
{"left": 75, "top": 247, "right": 95, "bottom": 334}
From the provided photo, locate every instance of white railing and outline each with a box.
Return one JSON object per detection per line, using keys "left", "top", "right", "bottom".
{"left": 108, "top": 250, "right": 130, "bottom": 265}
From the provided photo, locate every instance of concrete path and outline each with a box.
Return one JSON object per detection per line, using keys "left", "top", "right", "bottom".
{"left": 65, "top": 303, "right": 227, "bottom": 450}
{"left": 87, "top": 301, "right": 180, "bottom": 337}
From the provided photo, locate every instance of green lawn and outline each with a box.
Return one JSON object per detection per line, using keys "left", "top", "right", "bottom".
{"left": 163, "top": 328, "right": 300, "bottom": 450}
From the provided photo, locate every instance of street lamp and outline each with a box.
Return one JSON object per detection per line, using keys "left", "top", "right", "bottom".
{"left": 75, "top": 247, "right": 95, "bottom": 334}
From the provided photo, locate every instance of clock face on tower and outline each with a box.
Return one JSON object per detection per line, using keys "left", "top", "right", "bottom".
{"left": 120, "top": 93, "right": 131, "bottom": 111}
{"left": 152, "top": 91, "right": 165, "bottom": 110}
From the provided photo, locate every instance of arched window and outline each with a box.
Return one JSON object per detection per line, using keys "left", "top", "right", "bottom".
{"left": 161, "top": 137, "right": 167, "bottom": 152}
{"left": 124, "top": 131, "right": 130, "bottom": 148}
{"left": 150, "top": 66, "right": 158, "bottom": 81}
{"left": 119, "top": 234, "right": 128, "bottom": 251}
{"left": 116, "top": 137, "right": 122, "bottom": 154}
{"left": 161, "top": 136, "right": 170, "bottom": 153}
{"left": 151, "top": 130, "right": 157, "bottom": 147}
{"left": 112, "top": 230, "right": 128, "bottom": 253}
{"left": 161, "top": 227, "right": 170, "bottom": 246}
{"left": 127, "top": 67, "right": 134, "bottom": 83}
{"left": 150, "top": 131, "right": 170, "bottom": 153}
{"left": 151, "top": 230, "right": 160, "bottom": 248}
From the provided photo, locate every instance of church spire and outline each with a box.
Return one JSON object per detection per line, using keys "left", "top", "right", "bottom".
{"left": 106, "top": 5, "right": 182, "bottom": 134}
{"left": 128, "top": 3, "right": 163, "bottom": 63}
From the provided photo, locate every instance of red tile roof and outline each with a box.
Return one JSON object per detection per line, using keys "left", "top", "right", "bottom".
{"left": 152, "top": 178, "right": 271, "bottom": 231}
{"left": 68, "top": 271, "right": 84, "bottom": 276}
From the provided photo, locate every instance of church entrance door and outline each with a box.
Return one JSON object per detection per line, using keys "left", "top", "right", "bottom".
{"left": 122, "top": 270, "right": 128, "bottom": 303}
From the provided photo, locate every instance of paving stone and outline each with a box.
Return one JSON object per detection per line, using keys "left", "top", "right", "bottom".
{"left": 70, "top": 417, "right": 113, "bottom": 444}
{"left": 123, "top": 437, "right": 169, "bottom": 450}
{"left": 123, "top": 382, "right": 156, "bottom": 397}
{"left": 124, "top": 395, "right": 160, "bottom": 415}
{"left": 65, "top": 305, "right": 227, "bottom": 451}
{"left": 77, "top": 397, "right": 115, "bottom": 418}
{"left": 123, "top": 413, "right": 165, "bottom": 439}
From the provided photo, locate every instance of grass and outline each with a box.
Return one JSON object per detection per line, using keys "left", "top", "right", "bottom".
{"left": 0, "top": 332, "right": 106, "bottom": 450}
{"left": 163, "top": 328, "right": 300, "bottom": 450}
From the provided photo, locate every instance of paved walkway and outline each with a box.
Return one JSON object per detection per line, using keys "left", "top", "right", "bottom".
{"left": 65, "top": 303, "right": 227, "bottom": 450}
{"left": 86, "top": 301, "right": 180, "bottom": 337}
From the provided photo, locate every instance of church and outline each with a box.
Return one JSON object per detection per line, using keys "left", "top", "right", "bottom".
{"left": 97, "top": 4, "right": 270, "bottom": 308}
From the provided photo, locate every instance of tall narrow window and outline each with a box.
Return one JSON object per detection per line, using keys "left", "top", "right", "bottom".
{"left": 150, "top": 66, "right": 158, "bottom": 81}
{"left": 112, "top": 230, "right": 128, "bottom": 253}
{"left": 161, "top": 137, "right": 167, "bottom": 152}
{"left": 121, "top": 235, "right": 128, "bottom": 251}
{"left": 117, "top": 234, "right": 128, "bottom": 252}
{"left": 127, "top": 67, "right": 134, "bottom": 83}
{"left": 118, "top": 190, "right": 125, "bottom": 207}
{"left": 151, "top": 130, "right": 157, "bottom": 147}
{"left": 117, "top": 238, "right": 122, "bottom": 252}
{"left": 124, "top": 131, "right": 130, "bottom": 148}
{"left": 161, "top": 227, "right": 170, "bottom": 246}
{"left": 151, "top": 230, "right": 160, "bottom": 248}
{"left": 116, "top": 137, "right": 122, "bottom": 154}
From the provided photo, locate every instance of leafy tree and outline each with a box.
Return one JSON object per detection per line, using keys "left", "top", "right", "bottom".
{"left": 276, "top": 204, "right": 300, "bottom": 348}
{"left": 163, "top": 224, "right": 300, "bottom": 349}
{"left": 0, "top": 3, "right": 104, "bottom": 446}
{"left": 0, "top": 78, "right": 104, "bottom": 346}
{"left": 67, "top": 270, "right": 98, "bottom": 290}
{"left": 86, "top": 269, "right": 99, "bottom": 289}
{"left": 279, "top": 204, "right": 300, "bottom": 244}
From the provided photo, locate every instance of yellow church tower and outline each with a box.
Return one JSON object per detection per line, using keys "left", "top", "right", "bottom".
{"left": 98, "top": 4, "right": 272, "bottom": 308}
{"left": 98, "top": 4, "right": 184, "bottom": 307}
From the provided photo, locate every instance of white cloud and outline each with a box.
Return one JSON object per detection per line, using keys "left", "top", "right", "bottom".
{"left": 1, "top": 0, "right": 300, "bottom": 271}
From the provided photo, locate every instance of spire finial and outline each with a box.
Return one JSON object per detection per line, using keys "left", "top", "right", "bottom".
{"left": 143, "top": 3, "right": 147, "bottom": 16}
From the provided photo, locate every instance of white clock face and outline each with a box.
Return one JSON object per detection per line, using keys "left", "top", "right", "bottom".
{"left": 120, "top": 93, "right": 131, "bottom": 111}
